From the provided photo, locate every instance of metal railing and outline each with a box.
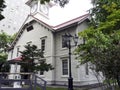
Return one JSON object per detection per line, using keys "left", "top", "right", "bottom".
{"left": 33, "top": 74, "right": 47, "bottom": 90}
{"left": 0, "top": 72, "right": 32, "bottom": 90}
{"left": 0, "top": 72, "right": 47, "bottom": 90}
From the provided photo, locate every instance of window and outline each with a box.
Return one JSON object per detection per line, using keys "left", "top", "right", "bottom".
{"left": 41, "top": 39, "right": 45, "bottom": 51}
{"left": 26, "top": 25, "right": 34, "bottom": 32}
{"left": 62, "top": 59, "right": 68, "bottom": 75}
{"left": 40, "top": 71, "right": 44, "bottom": 75}
{"left": 16, "top": 47, "right": 20, "bottom": 57}
{"left": 11, "top": 50, "right": 13, "bottom": 59}
{"left": 62, "top": 35, "right": 67, "bottom": 48}
{"left": 38, "top": 59, "right": 45, "bottom": 75}
{"left": 85, "top": 63, "right": 89, "bottom": 75}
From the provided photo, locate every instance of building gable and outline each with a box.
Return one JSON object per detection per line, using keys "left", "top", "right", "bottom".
{"left": 9, "top": 14, "right": 89, "bottom": 50}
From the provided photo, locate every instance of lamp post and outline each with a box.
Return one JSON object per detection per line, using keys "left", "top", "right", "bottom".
{"left": 62, "top": 33, "right": 78, "bottom": 90}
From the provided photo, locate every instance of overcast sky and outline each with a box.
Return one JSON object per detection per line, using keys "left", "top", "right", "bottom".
{"left": 0, "top": 0, "right": 92, "bottom": 35}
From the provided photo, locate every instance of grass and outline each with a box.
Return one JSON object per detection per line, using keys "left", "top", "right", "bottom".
{"left": 105, "top": 86, "right": 120, "bottom": 90}
{"left": 36, "top": 87, "right": 67, "bottom": 90}
{"left": 36, "top": 87, "right": 83, "bottom": 90}
{"left": 36, "top": 86, "right": 120, "bottom": 90}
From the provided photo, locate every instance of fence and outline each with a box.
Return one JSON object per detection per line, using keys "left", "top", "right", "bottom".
{"left": 0, "top": 72, "right": 47, "bottom": 90}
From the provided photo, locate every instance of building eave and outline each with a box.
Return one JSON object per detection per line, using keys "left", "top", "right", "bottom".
{"left": 9, "top": 13, "right": 89, "bottom": 50}
{"left": 30, "top": 14, "right": 54, "bottom": 31}
{"left": 52, "top": 13, "right": 89, "bottom": 31}
{"left": 9, "top": 15, "right": 32, "bottom": 49}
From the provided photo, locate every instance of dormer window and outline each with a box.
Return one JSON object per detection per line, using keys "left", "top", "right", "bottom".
{"left": 26, "top": 25, "right": 34, "bottom": 32}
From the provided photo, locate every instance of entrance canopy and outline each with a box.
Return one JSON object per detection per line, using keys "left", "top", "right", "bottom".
{"left": 8, "top": 56, "right": 23, "bottom": 64}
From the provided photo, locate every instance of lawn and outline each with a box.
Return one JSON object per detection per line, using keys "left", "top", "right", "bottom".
{"left": 36, "top": 87, "right": 82, "bottom": 90}
{"left": 36, "top": 87, "right": 68, "bottom": 90}
{"left": 36, "top": 86, "right": 120, "bottom": 90}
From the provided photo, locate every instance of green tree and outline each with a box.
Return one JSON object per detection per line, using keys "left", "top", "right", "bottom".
{"left": 0, "top": 31, "right": 9, "bottom": 71}
{"left": 75, "top": 0, "right": 120, "bottom": 88}
{"left": 20, "top": 43, "right": 53, "bottom": 73}
{"left": 90, "top": 0, "right": 120, "bottom": 26}
{"left": 35, "top": 0, "right": 69, "bottom": 7}
{"left": 8, "top": 32, "right": 17, "bottom": 45}
{"left": 0, "top": 0, "right": 6, "bottom": 20}
{"left": 0, "top": 31, "right": 16, "bottom": 72}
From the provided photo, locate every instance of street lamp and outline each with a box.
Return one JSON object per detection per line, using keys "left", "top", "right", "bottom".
{"left": 62, "top": 33, "right": 78, "bottom": 90}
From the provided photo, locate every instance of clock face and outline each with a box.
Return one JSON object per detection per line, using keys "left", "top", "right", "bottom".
{"left": 31, "top": 4, "right": 37, "bottom": 13}
{"left": 40, "top": 5, "right": 48, "bottom": 15}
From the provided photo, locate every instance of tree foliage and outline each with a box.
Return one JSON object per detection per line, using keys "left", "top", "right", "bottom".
{"left": 90, "top": 0, "right": 120, "bottom": 26}
{"left": 0, "top": 0, "right": 6, "bottom": 20}
{"left": 20, "top": 43, "right": 53, "bottom": 73}
{"left": 0, "top": 31, "right": 15, "bottom": 72}
{"left": 36, "top": 0, "right": 69, "bottom": 7}
{"left": 75, "top": 0, "right": 120, "bottom": 87}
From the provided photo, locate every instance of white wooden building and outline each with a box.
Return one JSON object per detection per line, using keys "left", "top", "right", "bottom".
{"left": 7, "top": 0, "right": 100, "bottom": 86}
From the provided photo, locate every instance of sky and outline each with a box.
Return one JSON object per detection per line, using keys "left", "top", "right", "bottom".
{"left": 0, "top": 0, "right": 92, "bottom": 35}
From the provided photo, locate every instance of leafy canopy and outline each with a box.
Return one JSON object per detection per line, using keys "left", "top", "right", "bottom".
{"left": 35, "top": 0, "right": 69, "bottom": 7}
{"left": 0, "top": 0, "right": 6, "bottom": 20}
{"left": 75, "top": 0, "right": 120, "bottom": 86}
{"left": 0, "top": 31, "right": 15, "bottom": 72}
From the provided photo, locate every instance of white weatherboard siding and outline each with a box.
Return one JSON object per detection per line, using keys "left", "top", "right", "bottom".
{"left": 54, "top": 22, "right": 99, "bottom": 86}
{"left": 8, "top": 21, "right": 56, "bottom": 83}
{"left": 54, "top": 26, "right": 78, "bottom": 85}
{"left": 13, "top": 22, "right": 52, "bottom": 57}
{"left": 7, "top": 14, "right": 101, "bottom": 86}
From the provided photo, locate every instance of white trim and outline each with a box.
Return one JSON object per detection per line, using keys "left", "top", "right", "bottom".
{"left": 61, "top": 75, "right": 69, "bottom": 78}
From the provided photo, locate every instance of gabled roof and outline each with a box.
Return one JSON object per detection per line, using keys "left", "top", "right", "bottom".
{"left": 9, "top": 13, "right": 89, "bottom": 49}
{"left": 52, "top": 13, "right": 89, "bottom": 31}
{"left": 31, "top": 13, "right": 89, "bottom": 31}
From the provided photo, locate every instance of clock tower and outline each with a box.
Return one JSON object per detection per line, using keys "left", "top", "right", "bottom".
{"left": 26, "top": 0, "right": 54, "bottom": 18}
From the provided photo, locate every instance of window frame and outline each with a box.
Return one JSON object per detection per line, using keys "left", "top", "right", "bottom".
{"left": 26, "top": 25, "right": 34, "bottom": 32}
{"left": 62, "top": 59, "right": 68, "bottom": 76}
{"left": 40, "top": 36, "right": 47, "bottom": 52}
{"left": 40, "top": 71, "right": 44, "bottom": 75}
{"left": 41, "top": 39, "right": 45, "bottom": 51}
{"left": 11, "top": 49, "right": 13, "bottom": 59}
{"left": 62, "top": 35, "right": 67, "bottom": 48}
{"left": 16, "top": 46, "right": 20, "bottom": 57}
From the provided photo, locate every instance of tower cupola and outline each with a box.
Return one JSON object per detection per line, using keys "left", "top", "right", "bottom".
{"left": 26, "top": 0, "right": 54, "bottom": 17}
